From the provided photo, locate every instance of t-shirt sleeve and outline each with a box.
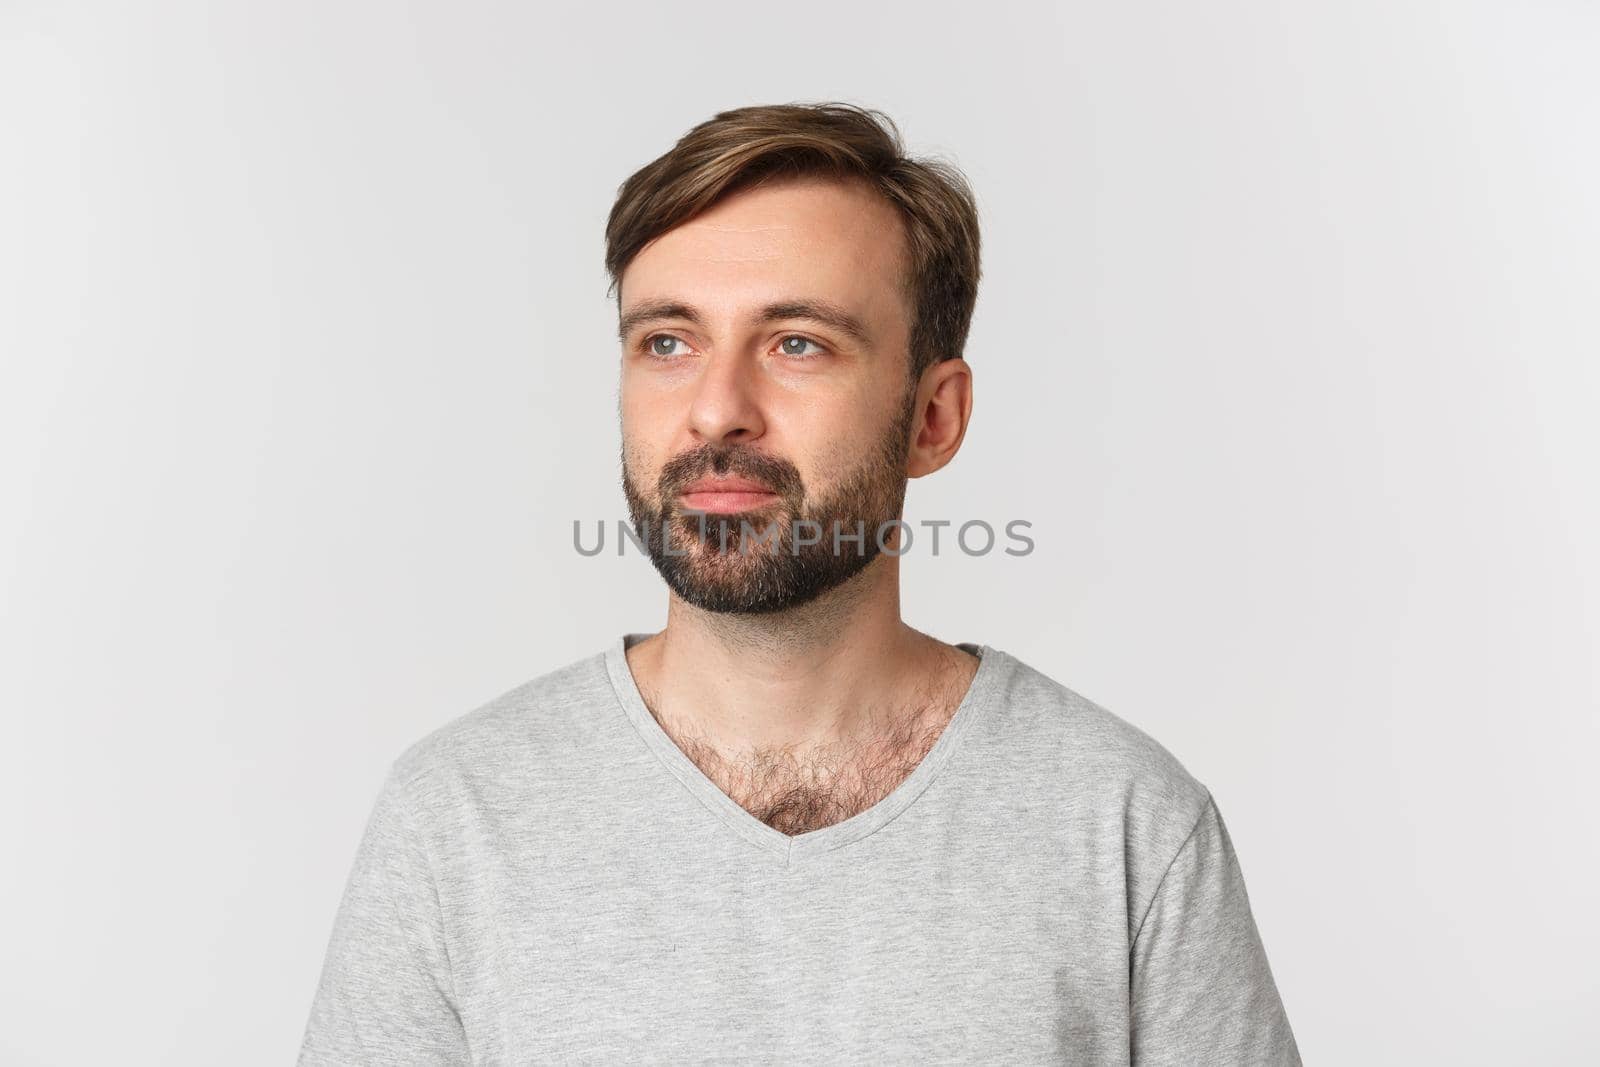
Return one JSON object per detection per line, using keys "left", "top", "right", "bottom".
{"left": 1129, "top": 793, "right": 1301, "bottom": 1066}
{"left": 298, "top": 764, "right": 471, "bottom": 1066}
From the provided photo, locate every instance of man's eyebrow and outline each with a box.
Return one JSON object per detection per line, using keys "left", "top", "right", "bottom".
{"left": 617, "top": 299, "right": 874, "bottom": 347}
{"left": 617, "top": 300, "right": 701, "bottom": 343}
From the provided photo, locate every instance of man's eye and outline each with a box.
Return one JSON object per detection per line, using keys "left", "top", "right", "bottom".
{"left": 778, "top": 335, "right": 826, "bottom": 359}
{"left": 643, "top": 334, "right": 690, "bottom": 359}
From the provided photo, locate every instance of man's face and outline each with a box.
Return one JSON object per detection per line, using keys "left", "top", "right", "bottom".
{"left": 617, "top": 174, "right": 918, "bottom": 614}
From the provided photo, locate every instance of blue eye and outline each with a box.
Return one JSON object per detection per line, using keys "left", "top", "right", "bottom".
{"left": 639, "top": 333, "right": 827, "bottom": 360}
{"left": 778, "top": 335, "right": 826, "bottom": 359}
{"left": 644, "top": 334, "right": 689, "bottom": 359}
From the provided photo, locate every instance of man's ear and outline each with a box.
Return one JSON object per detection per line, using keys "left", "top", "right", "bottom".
{"left": 906, "top": 358, "right": 973, "bottom": 478}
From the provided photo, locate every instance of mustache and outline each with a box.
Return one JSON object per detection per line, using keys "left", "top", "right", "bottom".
{"left": 658, "top": 443, "right": 805, "bottom": 503}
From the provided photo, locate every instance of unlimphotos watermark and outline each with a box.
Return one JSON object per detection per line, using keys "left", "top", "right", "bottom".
{"left": 573, "top": 517, "right": 1035, "bottom": 558}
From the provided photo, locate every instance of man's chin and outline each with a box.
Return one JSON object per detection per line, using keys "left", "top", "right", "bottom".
{"left": 660, "top": 549, "right": 791, "bottom": 614}
{"left": 658, "top": 540, "right": 880, "bottom": 616}
{"left": 664, "top": 572, "right": 803, "bottom": 615}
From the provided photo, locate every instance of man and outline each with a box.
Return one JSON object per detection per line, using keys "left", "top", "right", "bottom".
{"left": 299, "top": 102, "right": 1301, "bottom": 1064}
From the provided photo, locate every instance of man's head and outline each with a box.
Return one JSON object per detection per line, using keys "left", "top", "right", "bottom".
{"left": 606, "top": 103, "right": 981, "bottom": 615}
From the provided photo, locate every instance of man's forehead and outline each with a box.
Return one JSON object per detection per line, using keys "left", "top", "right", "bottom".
{"left": 619, "top": 255, "right": 908, "bottom": 340}
{"left": 640, "top": 217, "right": 802, "bottom": 263}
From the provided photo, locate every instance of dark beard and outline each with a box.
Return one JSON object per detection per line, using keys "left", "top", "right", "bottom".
{"left": 621, "top": 398, "right": 914, "bottom": 615}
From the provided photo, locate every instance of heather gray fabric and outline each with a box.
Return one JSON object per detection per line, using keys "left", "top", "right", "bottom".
{"left": 299, "top": 634, "right": 1300, "bottom": 1065}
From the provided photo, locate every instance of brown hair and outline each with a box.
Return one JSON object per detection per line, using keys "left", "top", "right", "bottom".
{"left": 604, "top": 102, "right": 982, "bottom": 384}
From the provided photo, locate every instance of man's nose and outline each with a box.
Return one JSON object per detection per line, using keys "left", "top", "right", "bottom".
{"left": 686, "top": 351, "right": 766, "bottom": 445}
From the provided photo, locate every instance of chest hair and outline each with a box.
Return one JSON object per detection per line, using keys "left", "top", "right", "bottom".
{"left": 640, "top": 662, "right": 972, "bottom": 836}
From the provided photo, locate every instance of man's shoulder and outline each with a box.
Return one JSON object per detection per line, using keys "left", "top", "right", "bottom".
{"left": 986, "top": 647, "right": 1213, "bottom": 821}
{"left": 386, "top": 644, "right": 617, "bottom": 793}
{"left": 982, "top": 649, "right": 1221, "bottom": 930}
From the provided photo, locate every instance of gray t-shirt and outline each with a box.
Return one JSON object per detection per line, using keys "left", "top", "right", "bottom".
{"left": 299, "top": 634, "right": 1301, "bottom": 1065}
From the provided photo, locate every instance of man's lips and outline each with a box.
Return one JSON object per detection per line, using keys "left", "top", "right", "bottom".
{"left": 678, "top": 477, "right": 780, "bottom": 513}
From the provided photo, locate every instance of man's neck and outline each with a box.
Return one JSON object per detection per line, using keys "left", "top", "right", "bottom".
{"left": 625, "top": 558, "right": 977, "bottom": 756}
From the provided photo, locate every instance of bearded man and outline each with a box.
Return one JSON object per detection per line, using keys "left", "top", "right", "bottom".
{"left": 299, "top": 102, "right": 1302, "bottom": 1065}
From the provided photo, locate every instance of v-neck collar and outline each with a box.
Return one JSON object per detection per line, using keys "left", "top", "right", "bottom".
{"left": 602, "top": 631, "right": 1012, "bottom": 866}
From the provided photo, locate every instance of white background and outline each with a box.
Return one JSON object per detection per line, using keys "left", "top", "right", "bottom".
{"left": 3, "top": 1, "right": 1596, "bottom": 1062}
